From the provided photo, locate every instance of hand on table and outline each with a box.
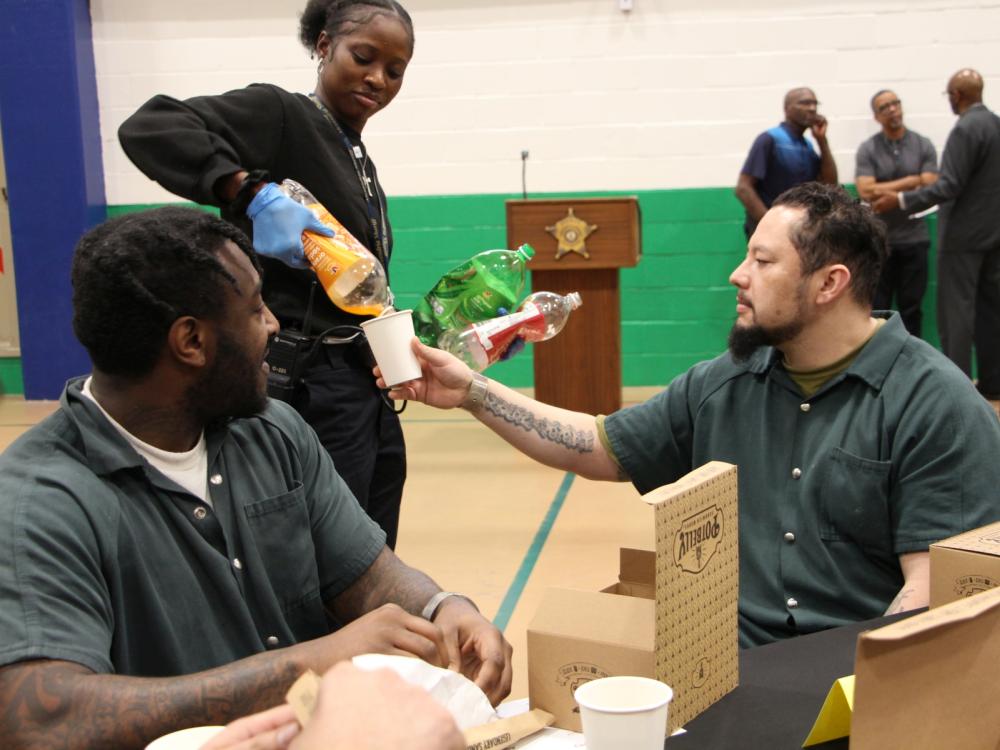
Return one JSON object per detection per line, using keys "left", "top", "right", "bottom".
{"left": 294, "top": 662, "right": 464, "bottom": 750}
{"left": 201, "top": 663, "right": 465, "bottom": 750}
{"left": 200, "top": 704, "right": 300, "bottom": 750}
{"left": 432, "top": 597, "right": 513, "bottom": 706}
{"left": 331, "top": 603, "right": 451, "bottom": 668}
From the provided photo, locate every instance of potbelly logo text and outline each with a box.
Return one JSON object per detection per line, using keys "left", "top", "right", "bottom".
{"left": 674, "top": 505, "right": 723, "bottom": 573}
{"left": 556, "top": 663, "right": 610, "bottom": 712}
{"left": 954, "top": 574, "right": 999, "bottom": 598}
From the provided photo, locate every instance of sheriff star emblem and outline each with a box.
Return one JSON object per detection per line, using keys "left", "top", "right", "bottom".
{"left": 546, "top": 208, "right": 597, "bottom": 260}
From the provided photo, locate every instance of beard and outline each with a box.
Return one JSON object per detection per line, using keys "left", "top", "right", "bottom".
{"left": 728, "top": 284, "right": 809, "bottom": 363}
{"left": 187, "top": 330, "right": 268, "bottom": 424}
{"left": 728, "top": 319, "right": 806, "bottom": 363}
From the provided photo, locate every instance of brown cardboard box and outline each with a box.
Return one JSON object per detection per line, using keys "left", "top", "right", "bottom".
{"left": 852, "top": 586, "right": 1000, "bottom": 749}
{"left": 929, "top": 520, "right": 1000, "bottom": 608}
{"left": 527, "top": 461, "right": 739, "bottom": 733}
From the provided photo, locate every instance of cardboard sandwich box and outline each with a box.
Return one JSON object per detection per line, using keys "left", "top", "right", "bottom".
{"left": 526, "top": 461, "right": 739, "bottom": 734}
{"left": 852, "top": 585, "right": 1000, "bottom": 749}
{"left": 929, "top": 520, "right": 1000, "bottom": 608}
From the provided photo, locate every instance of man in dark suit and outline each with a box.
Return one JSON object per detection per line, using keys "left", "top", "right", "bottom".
{"left": 874, "top": 69, "right": 1000, "bottom": 400}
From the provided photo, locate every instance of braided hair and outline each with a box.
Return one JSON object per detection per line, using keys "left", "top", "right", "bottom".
{"left": 299, "top": 0, "right": 414, "bottom": 54}
{"left": 71, "top": 206, "right": 261, "bottom": 378}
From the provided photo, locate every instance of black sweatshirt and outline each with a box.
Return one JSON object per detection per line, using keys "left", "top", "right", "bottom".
{"left": 119, "top": 83, "right": 393, "bottom": 332}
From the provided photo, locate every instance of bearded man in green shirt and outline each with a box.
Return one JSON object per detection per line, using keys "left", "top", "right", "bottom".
{"left": 388, "top": 182, "right": 1000, "bottom": 648}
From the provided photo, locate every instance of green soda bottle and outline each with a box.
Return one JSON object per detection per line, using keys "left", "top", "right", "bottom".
{"left": 413, "top": 244, "right": 536, "bottom": 345}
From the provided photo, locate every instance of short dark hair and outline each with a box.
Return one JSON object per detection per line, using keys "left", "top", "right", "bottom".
{"left": 299, "top": 0, "right": 414, "bottom": 54}
{"left": 870, "top": 89, "right": 893, "bottom": 112}
{"left": 772, "top": 183, "right": 887, "bottom": 306}
{"left": 71, "top": 207, "right": 260, "bottom": 378}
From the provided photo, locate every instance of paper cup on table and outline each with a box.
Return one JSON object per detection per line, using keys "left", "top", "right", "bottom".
{"left": 144, "top": 725, "right": 224, "bottom": 750}
{"left": 360, "top": 309, "right": 422, "bottom": 388}
{"left": 574, "top": 676, "right": 673, "bottom": 750}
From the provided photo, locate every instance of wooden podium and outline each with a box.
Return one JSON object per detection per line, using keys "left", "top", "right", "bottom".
{"left": 506, "top": 197, "right": 641, "bottom": 415}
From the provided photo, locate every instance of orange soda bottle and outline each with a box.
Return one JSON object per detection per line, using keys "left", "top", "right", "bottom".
{"left": 279, "top": 179, "right": 393, "bottom": 317}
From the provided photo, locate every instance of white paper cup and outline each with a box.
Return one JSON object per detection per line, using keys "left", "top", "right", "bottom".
{"left": 360, "top": 309, "right": 422, "bottom": 388}
{"left": 144, "top": 725, "right": 224, "bottom": 750}
{"left": 574, "top": 676, "right": 673, "bottom": 750}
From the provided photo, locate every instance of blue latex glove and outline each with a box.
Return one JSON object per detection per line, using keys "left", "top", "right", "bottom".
{"left": 246, "top": 183, "right": 333, "bottom": 269}
{"left": 496, "top": 307, "right": 527, "bottom": 361}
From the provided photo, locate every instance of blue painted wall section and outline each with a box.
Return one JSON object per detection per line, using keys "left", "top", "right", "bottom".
{"left": 0, "top": 0, "right": 105, "bottom": 398}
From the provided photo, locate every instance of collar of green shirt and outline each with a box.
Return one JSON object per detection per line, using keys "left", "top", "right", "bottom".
{"left": 742, "top": 312, "right": 908, "bottom": 396}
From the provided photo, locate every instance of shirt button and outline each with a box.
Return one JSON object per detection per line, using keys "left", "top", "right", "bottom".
{"left": 787, "top": 597, "right": 799, "bottom": 609}
{"left": 266, "top": 635, "right": 280, "bottom": 648}
{"left": 210, "top": 474, "right": 223, "bottom": 486}
{"left": 784, "top": 532, "right": 796, "bottom": 543}
{"left": 800, "top": 403, "right": 811, "bottom": 412}
{"left": 232, "top": 558, "right": 243, "bottom": 571}
{"left": 791, "top": 468, "right": 802, "bottom": 479}
{"left": 193, "top": 506, "right": 207, "bottom": 520}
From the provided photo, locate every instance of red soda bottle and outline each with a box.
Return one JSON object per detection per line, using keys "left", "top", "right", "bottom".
{"left": 437, "top": 291, "right": 583, "bottom": 371}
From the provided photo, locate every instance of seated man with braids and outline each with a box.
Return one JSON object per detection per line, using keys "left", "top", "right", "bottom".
{"left": 0, "top": 208, "right": 511, "bottom": 749}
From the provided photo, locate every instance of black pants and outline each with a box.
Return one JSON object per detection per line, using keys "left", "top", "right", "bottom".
{"left": 293, "top": 341, "right": 406, "bottom": 549}
{"left": 937, "top": 246, "right": 1000, "bottom": 397}
{"left": 873, "top": 241, "right": 929, "bottom": 338}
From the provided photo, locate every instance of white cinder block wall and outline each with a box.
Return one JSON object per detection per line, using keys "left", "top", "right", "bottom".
{"left": 93, "top": 0, "right": 1000, "bottom": 205}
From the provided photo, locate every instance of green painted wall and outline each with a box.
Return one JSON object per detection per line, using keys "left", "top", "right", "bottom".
{"left": 3, "top": 187, "right": 941, "bottom": 395}
{"left": 0, "top": 357, "right": 24, "bottom": 396}
{"left": 386, "top": 186, "right": 940, "bottom": 387}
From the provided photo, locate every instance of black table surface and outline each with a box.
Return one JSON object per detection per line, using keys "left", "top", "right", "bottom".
{"left": 667, "top": 611, "right": 916, "bottom": 749}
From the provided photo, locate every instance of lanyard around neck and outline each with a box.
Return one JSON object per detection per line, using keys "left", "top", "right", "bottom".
{"left": 308, "top": 94, "right": 389, "bottom": 264}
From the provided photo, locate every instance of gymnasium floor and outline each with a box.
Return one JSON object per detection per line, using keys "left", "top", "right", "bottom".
{"left": 2, "top": 389, "right": 998, "bottom": 702}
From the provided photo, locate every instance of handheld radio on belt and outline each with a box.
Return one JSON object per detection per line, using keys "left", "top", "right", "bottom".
{"left": 266, "top": 282, "right": 363, "bottom": 402}
{"left": 265, "top": 283, "right": 406, "bottom": 413}
{"left": 266, "top": 282, "right": 321, "bottom": 402}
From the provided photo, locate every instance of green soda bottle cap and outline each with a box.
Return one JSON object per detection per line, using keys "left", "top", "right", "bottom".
{"left": 517, "top": 243, "right": 535, "bottom": 260}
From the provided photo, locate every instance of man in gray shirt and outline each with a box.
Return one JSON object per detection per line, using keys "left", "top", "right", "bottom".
{"left": 856, "top": 89, "right": 938, "bottom": 337}
{"left": 874, "top": 69, "right": 1000, "bottom": 400}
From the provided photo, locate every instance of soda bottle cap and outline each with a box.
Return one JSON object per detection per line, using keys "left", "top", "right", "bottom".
{"left": 517, "top": 244, "right": 536, "bottom": 260}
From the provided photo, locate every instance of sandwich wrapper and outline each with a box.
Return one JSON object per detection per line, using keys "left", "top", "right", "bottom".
{"left": 351, "top": 653, "right": 497, "bottom": 730}
{"left": 287, "top": 654, "right": 554, "bottom": 749}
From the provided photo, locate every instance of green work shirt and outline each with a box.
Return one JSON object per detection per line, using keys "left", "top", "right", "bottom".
{"left": 0, "top": 377, "right": 385, "bottom": 677}
{"left": 602, "top": 314, "right": 1000, "bottom": 648}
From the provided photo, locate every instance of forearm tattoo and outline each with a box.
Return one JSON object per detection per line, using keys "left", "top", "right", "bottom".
{"left": 0, "top": 657, "right": 300, "bottom": 750}
{"left": 484, "top": 391, "right": 595, "bottom": 454}
{"left": 885, "top": 586, "right": 916, "bottom": 615}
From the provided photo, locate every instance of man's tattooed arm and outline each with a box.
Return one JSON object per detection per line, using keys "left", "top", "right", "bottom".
{"left": 0, "top": 649, "right": 315, "bottom": 750}
{"left": 484, "top": 390, "right": 595, "bottom": 454}
{"left": 886, "top": 552, "right": 930, "bottom": 615}
{"left": 468, "top": 384, "right": 626, "bottom": 482}
{"left": 884, "top": 586, "right": 917, "bottom": 615}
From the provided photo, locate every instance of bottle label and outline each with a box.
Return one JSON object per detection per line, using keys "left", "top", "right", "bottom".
{"left": 473, "top": 303, "right": 544, "bottom": 352}
{"left": 413, "top": 250, "right": 526, "bottom": 345}
{"left": 301, "top": 203, "right": 388, "bottom": 316}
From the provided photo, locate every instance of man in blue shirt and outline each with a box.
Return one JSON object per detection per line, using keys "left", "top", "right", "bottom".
{"left": 736, "top": 88, "right": 839, "bottom": 238}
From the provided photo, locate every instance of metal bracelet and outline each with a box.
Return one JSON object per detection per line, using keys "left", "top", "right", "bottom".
{"left": 461, "top": 372, "right": 489, "bottom": 412}
{"left": 420, "top": 591, "right": 479, "bottom": 621}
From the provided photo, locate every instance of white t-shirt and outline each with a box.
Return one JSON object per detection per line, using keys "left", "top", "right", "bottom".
{"left": 81, "top": 377, "right": 210, "bottom": 505}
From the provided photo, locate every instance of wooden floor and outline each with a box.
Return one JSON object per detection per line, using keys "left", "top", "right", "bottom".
{"left": 2, "top": 389, "right": 998, "bottom": 702}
